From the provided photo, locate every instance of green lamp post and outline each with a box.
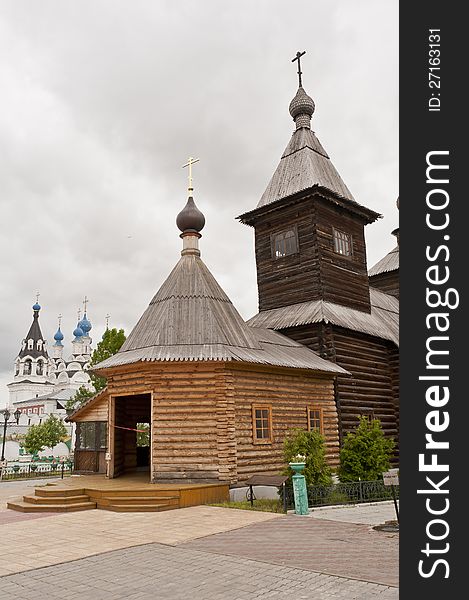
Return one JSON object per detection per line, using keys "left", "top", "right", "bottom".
{"left": 289, "top": 456, "right": 309, "bottom": 515}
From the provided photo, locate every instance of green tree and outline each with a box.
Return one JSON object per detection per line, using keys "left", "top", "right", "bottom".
{"left": 67, "top": 327, "right": 126, "bottom": 410}
{"left": 338, "top": 417, "right": 395, "bottom": 482}
{"left": 23, "top": 424, "right": 47, "bottom": 455}
{"left": 89, "top": 327, "right": 126, "bottom": 393}
{"left": 136, "top": 423, "right": 150, "bottom": 447}
{"left": 283, "top": 428, "right": 332, "bottom": 486}
{"left": 42, "top": 415, "right": 68, "bottom": 450}
{"left": 68, "top": 385, "right": 94, "bottom": 409}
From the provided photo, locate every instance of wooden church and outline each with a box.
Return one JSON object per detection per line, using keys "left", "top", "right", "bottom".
{"left": 69, "top": 190, "right": 348, "bottom": 483}
{"left": 69, "top": 61, "right": 399, "bottom": 483}
{"left": 238, "top": 64, "right": 399, "bottom": 449}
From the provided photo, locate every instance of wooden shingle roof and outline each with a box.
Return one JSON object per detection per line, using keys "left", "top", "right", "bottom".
{"left": 247, "top": 288, "right": 399, "bottom": 346}
{"left": 94, "top": 252, "right": 347, "bottom": 375}
{"left": 369, "top": 245, "right": 399, "bottom": 276}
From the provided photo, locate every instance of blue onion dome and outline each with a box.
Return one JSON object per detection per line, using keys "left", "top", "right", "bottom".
{"left": 73, "top": 324, "right": 84, "bottom": 338}
{"left": 32, "top": 302, "right": 41, "bottom": 311}
{"left": 176, "top": 197, "right": 205, "bottom": 233}
{"left": 79, "top": 313, "right": 92, "bottom": 335}
{"left": 54, "top": 327, "right": 64, "bottom": 342}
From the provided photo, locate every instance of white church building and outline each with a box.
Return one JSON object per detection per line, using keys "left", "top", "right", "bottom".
{"left": 7, "top": 300, "right": 94, "bottom": 419}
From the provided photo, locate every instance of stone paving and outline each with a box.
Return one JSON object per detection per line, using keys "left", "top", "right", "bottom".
{"left": 0, "top": 505, "right": 279, "bottom": 577}
{"left": 183, "top": 513, "right": 398, "bottom": 587}
{"left": 0, "top": 543, "right": 398, "bottom": 600}
{"left": 0, "top": 479, "right": 399, "bottom": 598}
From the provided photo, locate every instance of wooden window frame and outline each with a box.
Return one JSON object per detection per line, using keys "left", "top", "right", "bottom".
{"left": 76, "top": 422, "right": 108, "bottom": 451}
{"left": 332, "top": 227, "right": 353, "bottom": 257}
{"left": 360, "top": 408, "right": 375, "bottom": 422}
{"left": 307, "top": 406, "right": 324, "bottom": 434}
{"left": 271, "top": 227, "right": 299, "bottom": 260}
{"left": 252, "top": 404, "right": 273, "bottom": 444}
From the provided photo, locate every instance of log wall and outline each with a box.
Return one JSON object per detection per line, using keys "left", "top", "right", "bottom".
{"left": 74, "top": 394, "right": 109, "bottom": 422}
{"left": 280, "top": 324, "right": 399, "bottom": 453}
{"left": 315, "top": 200, "right": 371, "bottom": 312}
{"left": 369, "top": 272, "right": 400, "bottom": 298}
{"left": 254, "top": 199, "right": 319, "bottom": 312}
{"left": 228, "top": 364, "right": 339, "bottom": 479}
{"left": 83, "top": 361, "right": 340, "bottom": 484}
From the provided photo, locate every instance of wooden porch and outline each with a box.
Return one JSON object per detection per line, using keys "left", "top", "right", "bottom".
{"left": 7, "top": 472, "right": 229, "bottom": 513}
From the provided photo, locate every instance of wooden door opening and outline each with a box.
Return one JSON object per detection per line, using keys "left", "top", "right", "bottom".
{"left": 112, "top": 393, "right": 151, "bottom": 478}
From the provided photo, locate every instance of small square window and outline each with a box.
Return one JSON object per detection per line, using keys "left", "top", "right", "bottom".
{"left": 333, "top": 229, "right": 352, "bottom": 256}
{"left": 272, "top": 229, "right": 298, "bottom": 259}
{"left": 308, "top": 407, "right": 323, "bottom": 434}
{"left": 360, "top": 409, "right": 375, "bottom": 422}
{"left": 252, "top": 405, "right": 272, "bottom": 443}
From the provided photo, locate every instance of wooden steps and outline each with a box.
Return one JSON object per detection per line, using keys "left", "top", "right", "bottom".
{"left": 34, "top": 487, "right": 86, "bottom": 498}
{"left": 92, "top": 491, "right": 180, "bottom": 512}
{"left": 97, "top": 502, "right": 174, "bottom": 512}
{"left": 7, "top": 500, "right": 96, "bottom": 513}
{"left": 7, "top": 487, "right": 181, "bottom": 513}
{"left": 6, "top": 477, "right": 229, "bottom": 514}
{"left": 22, "top": 494, "right": 91, "bottom": 505}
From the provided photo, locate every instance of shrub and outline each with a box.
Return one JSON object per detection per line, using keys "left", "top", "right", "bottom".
{"left": 338, "top": 416, "right": 395, "bottom": 482}
{"left": 283, "top": 428, "right": 332, "bottom": 486}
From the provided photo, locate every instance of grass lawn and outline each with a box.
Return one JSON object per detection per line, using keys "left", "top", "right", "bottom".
{"left": 209, "top": 499, "right": 285, "bottom": 513}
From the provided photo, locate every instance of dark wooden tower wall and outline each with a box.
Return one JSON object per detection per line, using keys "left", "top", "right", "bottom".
{"left": 253, "top": 194, "right": 372, "bottom": 314}
{"left": 254, "top": 197, "right": 319, "bottom": 312}
{"left": 369, "top": 271, "right": 399, "bottom": 298}
{"left": 315, "top": 199, "right": 371, "bottom": 312}
{"left": 278, "top": 323, "right": 399, "bottom": 450}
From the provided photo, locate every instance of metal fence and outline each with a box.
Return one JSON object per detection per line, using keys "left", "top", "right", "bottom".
{"left": 0, "top": 461, "right": 74, "bottom": 481}
{"left": 284, "top": 479, "right": 399, "bottom": 509}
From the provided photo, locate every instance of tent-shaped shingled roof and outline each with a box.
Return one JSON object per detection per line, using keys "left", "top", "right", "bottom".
{"left": 94, "top": 196, "right": 347, "bottom": 376}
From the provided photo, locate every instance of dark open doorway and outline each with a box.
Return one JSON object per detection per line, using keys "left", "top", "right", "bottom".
{"left": 112, "top": 393, "right": 151, "bottom": 478}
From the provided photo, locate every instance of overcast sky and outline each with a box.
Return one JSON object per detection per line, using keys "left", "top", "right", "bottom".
{"left": 0, "top": 0, "right": 398, "bottom": 408}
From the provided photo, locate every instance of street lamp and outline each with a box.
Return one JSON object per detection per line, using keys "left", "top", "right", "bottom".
{"left": 1, "top": 408, "right": 21, "bottom": 462}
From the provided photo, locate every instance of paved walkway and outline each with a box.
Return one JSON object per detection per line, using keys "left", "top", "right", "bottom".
{"left": 0, "top": 479, "right": 398, "bottom": 598}
{"left": 0, "top": 543, "right": 398, "bottom": 600}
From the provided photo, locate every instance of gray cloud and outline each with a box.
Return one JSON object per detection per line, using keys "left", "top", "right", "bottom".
{"left": 0, "top": 0, "right": 398, "bottom": 406}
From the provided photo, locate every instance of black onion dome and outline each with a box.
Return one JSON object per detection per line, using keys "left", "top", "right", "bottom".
{"left": 176, "top": 197, "right": 205, "bottom": 233}
{"left": 289, "top": 86, "right": 315, "bottom": 120}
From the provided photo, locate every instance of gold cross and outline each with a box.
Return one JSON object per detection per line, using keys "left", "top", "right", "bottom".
{"left": 105, "top": 314, "right": 110, "bottom": 329}
{"left": 182, "top": 157, "right": 200, "bottom": 193}
{"left": 35, "top": 291, "right": 40, "bottom": 303}
{"left": 83, "top": 295, "right": 89, "bottom": 313}
{"left": 58, "top": 314, "right": 62, "bottom": 328}
{"left": 77, "top": 308, "right": 81, "bottom": 321}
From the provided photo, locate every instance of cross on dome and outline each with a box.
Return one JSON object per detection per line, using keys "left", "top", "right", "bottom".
{"left": 292, "top": 50, "right": 306, "bottom": 87}
{"left": 182, "top": 157, "right": 200, "bottom": 194}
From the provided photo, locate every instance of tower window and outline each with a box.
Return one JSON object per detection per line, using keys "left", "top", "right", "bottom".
{"left": 24, "top": 359, "right": 32, "bottom": 375}
{"left": 333, "top": 228, "right": 352, "bottom": 256}
{"left": 27, "top": 339, "right": 33, "bottom": 350}
{"left": 272, "top": 229, "right": 298, "bottom": 259}
{"left": 37, "top": 360, "right": 43, "bottom": 376}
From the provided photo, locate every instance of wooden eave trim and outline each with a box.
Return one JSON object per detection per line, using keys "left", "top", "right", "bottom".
{"left": 66, "top": 387, "right": 109, "bottom": 422}
{"left": 226, "top": 360, "right": 344, "bottom": 380}
{"left": 237, "top": 187, "right": 381, "bottom": 226}
{"left": 95, "top": 358, "right": 344, "bottom": 380}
